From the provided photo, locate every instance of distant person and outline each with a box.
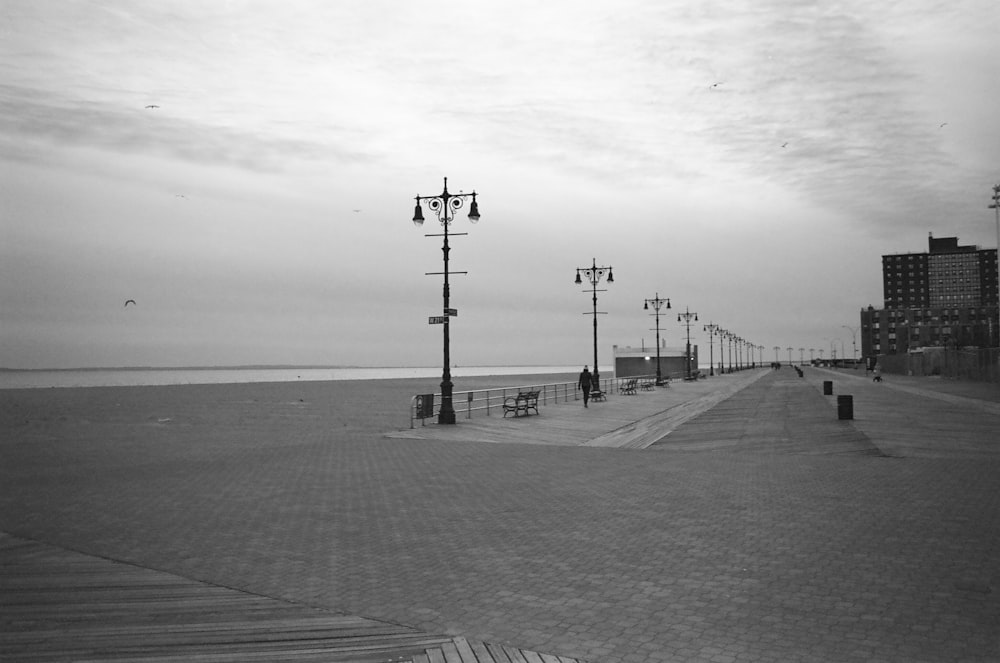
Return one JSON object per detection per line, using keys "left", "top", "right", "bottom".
{"left": 578, "top": 366, "right": 592, "bottom": 407}
{"left": 872, "top": 363, "right": 883, "bottom": 382}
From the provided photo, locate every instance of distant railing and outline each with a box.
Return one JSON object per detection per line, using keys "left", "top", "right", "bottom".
{"left": 409, "top": 374, "right": 658, "bottom": 428}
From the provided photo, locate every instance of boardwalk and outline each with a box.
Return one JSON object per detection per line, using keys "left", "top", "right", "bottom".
{"left": 1, "top": 534, "right": 578, "bottom": 662}
{"left": 2, "top": 367, "right": 998, "bottom": 662}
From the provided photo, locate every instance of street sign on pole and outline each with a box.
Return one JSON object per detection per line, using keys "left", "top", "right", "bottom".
{"left": 428, "top": 316, "right": 447, "bottom": 324}
{"left": 445, "top": 308, "right": 458, "bottom": 316}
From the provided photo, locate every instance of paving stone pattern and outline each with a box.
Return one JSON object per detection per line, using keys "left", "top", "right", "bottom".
{"left": 1, "top": 368, "right": 997, "bottom": 662}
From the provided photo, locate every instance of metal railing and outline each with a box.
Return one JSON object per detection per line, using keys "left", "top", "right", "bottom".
{"left": 409, "top": 374, "right": 658, "bottom": 428}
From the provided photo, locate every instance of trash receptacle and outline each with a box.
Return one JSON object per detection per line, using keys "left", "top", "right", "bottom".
{"left": 823, "top": 380, "right": 833, "bottom": 395}
{"left": 837, "top": 394, "right": 853, "bottom": 420}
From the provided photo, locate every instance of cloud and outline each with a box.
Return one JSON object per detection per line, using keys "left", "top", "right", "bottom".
{"left": 0, "top": 84, "right": 379, "bottom": 172}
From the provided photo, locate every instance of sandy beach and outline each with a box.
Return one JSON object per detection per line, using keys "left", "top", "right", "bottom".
{"left": 0, "top": 371, "right": 577, "bottom": 435}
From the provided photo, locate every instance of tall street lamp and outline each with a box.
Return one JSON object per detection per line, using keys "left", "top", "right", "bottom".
{"left": 729, "top": 335, "right": 737, "bottom": 371}
{"left": 989, "top": 184, "right": 1000, "bottom": 347}
{"left": 412, "top": 176, "right": 481, "bottom": 425}
{"left": 842, "top": 325, "right": 858, "bottom": 366}
{"left": 773, "top": 345, "right": 780, "bottom": 365}
{"left": 575, "top": 259, "right": 614, "bottom": 387}
{"left": 644, "top": 293, "right": 671, "bottom": 384}
{"left": 718, "top": 328, "right": 728, "bottom": 375}
{"left": 703, "top": 322, "right": 720, "bottom": 376}
{"left": 677, "top": 307, "right": 698, "bottom": 379}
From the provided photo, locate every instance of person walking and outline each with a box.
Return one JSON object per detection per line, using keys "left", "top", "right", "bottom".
{"left": 578, "top": 365, "right": 592, "bottom": 407}
{"left": 872, "top": 363, "right": 883, "bottom": 382}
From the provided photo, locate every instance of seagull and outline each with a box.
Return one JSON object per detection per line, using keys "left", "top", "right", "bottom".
{"left": 939, "top": 122, "right": 948, "bottom": 128}
{"left": 710, "top": 82, "right": 723, "bottom": 89}
{"left": 352, "top": 209, "right": 361, "bottom": 213}
{"left": 781, "top": 142, "right": 789, "bottom": 148}
{"left": 124, "top": 299, "right": 136, "bottom": 307}
{"left": 145, "top": 105, "right": 159, "bottom": 109}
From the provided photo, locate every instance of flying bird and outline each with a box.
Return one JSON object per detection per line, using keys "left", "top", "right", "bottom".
{"left": 710, "top": 82, "right": 723, "bottom": 89}
{"left": 939, "top": 122, "right": 948, "bottom": 128}
{"left": 145, "top": 105, "right": 159, "bottom": 109}
{"left": 124, "top": 299, "right": 136, "bottom": 307}
{"left": 781, "top": 142, "right": 789, "bottom": 148}
{"left": 353, "top": 209, "right": 362, "bottom": 213}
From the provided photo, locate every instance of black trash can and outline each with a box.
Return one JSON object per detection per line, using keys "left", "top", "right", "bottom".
{"left": 823, "top": 380, "right": 833, "bottom": 395}
{"left": 837, "top": 394, "right": 853, "bottom": 420}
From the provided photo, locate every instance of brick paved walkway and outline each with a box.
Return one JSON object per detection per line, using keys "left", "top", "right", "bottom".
{"left": 1, "top": 368, "right": 997, "bottom": 662}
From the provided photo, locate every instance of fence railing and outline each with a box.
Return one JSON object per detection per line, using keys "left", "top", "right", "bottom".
{"left": 878, "top": 347, "right": 1000, "bottom": 383}
{"left": 409, "top": 374, "right": 658, "bottom": 428}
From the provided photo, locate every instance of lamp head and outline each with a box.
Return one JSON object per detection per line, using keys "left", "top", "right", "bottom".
{"left": 575, "top": 270, "right": 582, "bottom": 285}
{"left": 606, "top": 268, "right": 614, "bottom": 283}
{"left": 412, "top": 200, "right": 424, "bottom": 227}
{"left": 467, "top": 192, "right": 480, "bottom": 223}
{"left": 644, "top": 300, "right": 648, "bottom": 310}
{"left": 666, "top": 299, "right": 671, "bottom": 309}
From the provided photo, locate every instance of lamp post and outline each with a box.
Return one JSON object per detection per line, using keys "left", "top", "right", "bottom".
{"left": 726, "top": 331, "right": 736, "bottom": 373}
{"left": 412, "top": 176, "right": 480, "bottom": 425}
{"left": 841, "top": 325, "right": 858, "bottom": 367}
{"left": 773, "top": 345, "right": 780, "bottom": 365}
{"left": 718, "top": 329, "right": 728, "bottom": 375}
{"left": 677, "top": 306, "right": 698, "bottom": 379}
{"left": 575, "top": 258, "right": 614, "bottom": 387}
{"left": 703, "top": 323, "right": 720, "bottom": 376}
{"left": 989, "top": 184, "right": 1000, "bottom": 347}
{"left": 809, "top": 348, "right": 815, "bottom": 364}
{"left": 644, "top": 293, "right": 671, "bottom": 385}
{"left": 799, "top": 348, "right": 805, "bottom": 365}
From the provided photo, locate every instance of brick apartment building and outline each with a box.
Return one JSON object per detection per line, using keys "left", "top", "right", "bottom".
{"left": 861, "top": 234, "right": 999, "bottom": 360}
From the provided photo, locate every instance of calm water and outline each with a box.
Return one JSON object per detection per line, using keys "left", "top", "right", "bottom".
{"left": 0, "top": 366, "right": 592, "bottom": 390}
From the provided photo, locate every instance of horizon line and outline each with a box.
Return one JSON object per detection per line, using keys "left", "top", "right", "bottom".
{"left": 0, "top": 363, "right": 583, "bottom": 373}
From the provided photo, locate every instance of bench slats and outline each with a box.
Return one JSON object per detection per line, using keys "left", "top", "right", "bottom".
{"left": 502, "top": 390, "right": 540, "bottom": 417}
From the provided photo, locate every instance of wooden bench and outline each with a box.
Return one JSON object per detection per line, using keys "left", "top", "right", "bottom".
{"left": 620, "top": 378, "right": 638, "bottom": 395}
{"left": 502, "top": 390, "right": 540, "bottom": 417}
{"left": 640, "top": 378, "right": 656, "bottom": 391}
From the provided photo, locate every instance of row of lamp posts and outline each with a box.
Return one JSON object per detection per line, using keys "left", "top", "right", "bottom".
{"left": 703, "top": 324, "right": 758, "bottom": 375}
{"left": 412, "top": 177, "right": 762, "bottom": 424}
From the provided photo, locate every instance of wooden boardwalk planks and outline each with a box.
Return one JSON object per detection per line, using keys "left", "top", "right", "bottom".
{"left": 0, "top": 534, "right": 582, "bottom": 663}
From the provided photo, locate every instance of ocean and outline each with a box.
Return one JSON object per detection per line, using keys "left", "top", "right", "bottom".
{"left": 0, "top": 365, "right": 595, "bottom": 390}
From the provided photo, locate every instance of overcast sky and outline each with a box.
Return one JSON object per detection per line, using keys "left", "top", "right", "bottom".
{"left": 2, "top": 0, "right": 999, "bottom": 369}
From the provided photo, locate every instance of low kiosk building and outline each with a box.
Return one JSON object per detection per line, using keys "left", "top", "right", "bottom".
{"left": 613, "top": 343, "right": 699, "bottom": 380}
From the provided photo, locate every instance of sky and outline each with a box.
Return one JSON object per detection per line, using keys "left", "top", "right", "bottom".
{"left": 2, "top": 0, "right": 999, "bottom": 370}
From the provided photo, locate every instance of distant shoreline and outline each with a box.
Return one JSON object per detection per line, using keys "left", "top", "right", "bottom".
{"left": 0, "top": 365, "right": 586, "bottom": 390}
{"left": 0, "top": 364, "right": 563, "bottom": 373}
